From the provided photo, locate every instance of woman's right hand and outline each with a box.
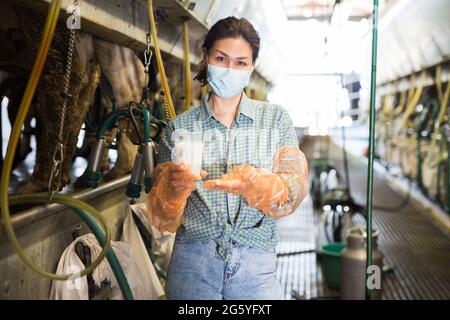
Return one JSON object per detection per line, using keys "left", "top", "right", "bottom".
{"left": 165, "top": 162, "right": 208, "bottom": 198}
{"left": 146, "top": 162, "right": 207, "bottom": 232}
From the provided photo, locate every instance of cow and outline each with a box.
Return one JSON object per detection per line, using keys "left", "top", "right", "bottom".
{"left": 0, "top": 2, "right": 147, "bottom": 193}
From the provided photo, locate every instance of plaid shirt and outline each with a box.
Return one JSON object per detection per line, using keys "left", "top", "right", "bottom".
{"left": 157, "top": 92, "right": 298, "bottom": 261}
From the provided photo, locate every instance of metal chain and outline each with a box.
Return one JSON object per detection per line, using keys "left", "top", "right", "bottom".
{"left": 144, "top": 33, "right": 152, "bottom": 87}
{"left": 48, "top": 0, "right": 79, "bottom": 199}
{"left": 143, "top": 31, "right": 169, "bottom": 121}
{"left": 162, "top": 90, "right": 170, "bottom": 122}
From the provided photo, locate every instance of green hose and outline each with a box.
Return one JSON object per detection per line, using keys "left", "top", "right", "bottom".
{"left": 9, "top": 194, "right": 134, "bottom": 300}
{"left": 96, "top": 108, "right": 159, "bottom": 141}
{"left": 8, "top": 194, "right": 111, "bottom": 280}
{"left": 97, "top": 109, "right": 129, "bottom": 139}
{"left": 72, "top": 207, "right": 134, "bottom": 300}
{"left": 141, "top": 108, "right": 151, "bottom": 142}
{"left": 365, "top": 0, "right": 379, "bottom": 300}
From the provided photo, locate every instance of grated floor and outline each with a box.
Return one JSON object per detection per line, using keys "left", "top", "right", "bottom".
{"left": 276, "top": 195, "right": 339, "bottom": 300}
{"left": 275, "top": 137, "right": 450, "bottom": 300}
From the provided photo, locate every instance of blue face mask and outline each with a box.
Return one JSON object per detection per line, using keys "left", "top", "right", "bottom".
{"left": 207, "top": 64, "right": 252, "bottom": 99}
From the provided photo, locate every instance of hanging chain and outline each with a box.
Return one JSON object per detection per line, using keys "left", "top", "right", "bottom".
{"left": 48, "top": 0, "right": 79, "bottom": 200}
{"left": 144, "top": 31, "right": 169, "bottom": 122}
{"left": 162, "top": 90, "right": 170, "bottom": 122}
{"left": 144, "top": 33, "right": 152, "bottom": 87}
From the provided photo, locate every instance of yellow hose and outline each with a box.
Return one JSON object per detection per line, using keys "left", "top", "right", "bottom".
{"left": 0, "top": 0, "right": 111, "bottom": 280}
{"left": 200, "top": 85, "right": 208, "bottom": 101}
{"left": 394, "top": 90, "right": 406, "bottom": 117}
{"left": 183, "top": 20, "right": 191, "bottom": 112}
{"left": 382, "top": 93, "right": 394, "bottom": 122}
{"left": 147, "top": 0, "right": 176, "bottom": 120}
{"left": 8, "top": 194, "right": 111, "bottom": 280}
{"left": 436, "top": 65, "right": 443, "bottom": 103}
{"left": 434, "top": 81, "right": 450, "bottom": 135}
{"left": 400, "top": 71, "right": 426, "bottom": 128}
{"left": 245, "top": 85, "right": 251, "bottom": 97}
{"left": 424, "top": 81, "right": 450, "bottom": 167}
{"left": 407, "top": 73, "right": 416, "bottom": 102}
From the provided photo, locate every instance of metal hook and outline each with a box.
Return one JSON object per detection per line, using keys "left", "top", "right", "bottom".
{"left": 48, "top": 142, "right": 64, "bottom": 201}
{"left": 144, "top": 33, "right": 152, "bottom": 66}
{"left": 144, "top": 50, "right": 153, "bottom": 70}
{"left": 72, "top": 225, "right": 82, "bottom": 240}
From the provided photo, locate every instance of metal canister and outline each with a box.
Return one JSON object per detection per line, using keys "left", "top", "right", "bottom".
{"left": 143, "top": 141, "right": 156, "bottom": 192}
{"left": 126, "top": 152, "right": 145, "bottom": 198}
{"left": 87, "top": 138, "right": 106, "bottom": 173}
{"left": 341, "top": 226, "right": 383, "bottom": 300}
{"left": 84, "top": 138, "right": 106, "bottom": 187}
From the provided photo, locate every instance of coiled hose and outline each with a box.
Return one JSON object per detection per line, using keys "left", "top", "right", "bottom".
{"left": 0, "top": 0, "right": 133, "bottom": 299}
{"left": 9, "top": 194, "right": 133, "bottom": 300}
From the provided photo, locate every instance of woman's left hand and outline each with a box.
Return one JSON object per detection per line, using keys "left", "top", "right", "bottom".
{"left": 204, "top": 164, "right": 289, "bottom": 214}
{"left": 204, "top": 146, "right": 309, "bottom": 218}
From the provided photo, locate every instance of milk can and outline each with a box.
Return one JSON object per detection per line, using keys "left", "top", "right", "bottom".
{"left": 341, "top": 226, "right": 383, "bottom": 300}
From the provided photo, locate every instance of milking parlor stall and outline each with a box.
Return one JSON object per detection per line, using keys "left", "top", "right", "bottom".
{"left": 0, "top": 0, "right": 449, "bottom": 305}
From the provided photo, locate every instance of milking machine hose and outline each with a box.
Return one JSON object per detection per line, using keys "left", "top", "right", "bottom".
{"left": 142, "top": 108, "right": 152, "bottom": 142}
{"left": 0, "top": 0, "right": 133, "bottom": 299}
{"left": 9, "top": 194, "right": 133, "bottom": 300}
{"left": 147, "top": 0, "right": 176, "bottom": 120}
{"left": 183, "top": 19, "right": 191, "bottom": 112}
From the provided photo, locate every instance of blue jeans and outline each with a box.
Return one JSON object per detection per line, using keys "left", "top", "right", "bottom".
{"left": 165, "top": 234, "right": 282, "bottom": 300}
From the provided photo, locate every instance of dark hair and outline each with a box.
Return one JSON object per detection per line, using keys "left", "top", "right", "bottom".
{"left": 194, "top": 16, "right": 260, "bottom": 86}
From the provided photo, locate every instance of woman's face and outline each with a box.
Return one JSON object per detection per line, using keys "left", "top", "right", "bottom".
{"left": 206, "top": 37, "right": 254, "bottom": 71}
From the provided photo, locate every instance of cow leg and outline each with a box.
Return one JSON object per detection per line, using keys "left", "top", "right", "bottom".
{"left": 5, "top": 80, "right": 34, "bottom": 169}
{"left": 94, "top": 39, "right": 145, "bottom": 181}
{"left": 103, "top": 119, "right": 137, "bottom": 181}
{"left": 20, "top": 51, "right": 90, "bottom": 193}
{"left": 59, "top": 61, "right": 101, "bottom": 187}
{"left": 98, "top": 84, "right": 117, "bottom": 172}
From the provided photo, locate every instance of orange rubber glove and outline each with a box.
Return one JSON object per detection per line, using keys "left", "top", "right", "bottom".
{"left": 204, "top": 164, "right": 289, "bottom": 214}
{"left": 272, "top": 146, "right": 309, "bottom": 216}
{"left": 146, "top": 162, "right": 207, "bottom": 232}
{"left": 204, "top": 146, "right": 308, "bottom": 218}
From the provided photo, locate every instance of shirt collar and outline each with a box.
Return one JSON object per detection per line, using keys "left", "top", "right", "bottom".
{"left": 199, "top": 91, "right": 255, "bottom": 123}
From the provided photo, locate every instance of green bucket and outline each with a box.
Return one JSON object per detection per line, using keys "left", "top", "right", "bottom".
{"left": 319, "top": 243, "right": 346, "bottom": 289}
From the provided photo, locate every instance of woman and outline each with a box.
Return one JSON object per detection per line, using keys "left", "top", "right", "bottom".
{"left": 146, "top": 16, "right": 308, "bottom": 300}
